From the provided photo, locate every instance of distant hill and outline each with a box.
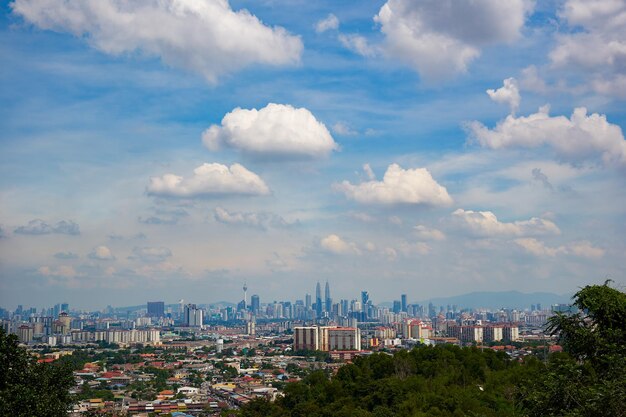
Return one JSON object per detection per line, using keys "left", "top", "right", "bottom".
{"left": 416, "top": 290, "right": 572, "bottom": 310}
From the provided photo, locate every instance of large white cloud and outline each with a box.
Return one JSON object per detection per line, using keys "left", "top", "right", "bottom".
{"left": 11, "top": 0, "right": 302, "bottom": 83}
{"left": 202, "top": 103, "right": 338, "bottom": 159}
{"left": 147, "top": 163, "right": 270, "bottom": 198}
{"left": 452, "top": 209, "right": 561, "bottom": 237}
{"left": 467, "top": 105, "right": 626, "bottom": 167}
{"left": 334, "top": 164, "right": 452, "bottom": 206}
{"left": 549, "top": 0, "right": 626, "bottom": 97}
{"left": 374, "top": 0, "right": 533, "bottom": 80}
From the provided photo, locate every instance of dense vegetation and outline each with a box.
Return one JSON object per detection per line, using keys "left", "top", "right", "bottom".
{"left": 0, "top": 328, "right": 75, "bottom": 417}
{"left": 239, "top": 283, "right": 626, "bottom": 417}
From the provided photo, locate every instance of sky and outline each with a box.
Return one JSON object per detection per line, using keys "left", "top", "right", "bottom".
{"left": 0, "top": 0, "right": 625, "bottom": 310}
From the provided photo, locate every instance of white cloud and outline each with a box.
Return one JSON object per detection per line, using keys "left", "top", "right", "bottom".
{"left": 132, "top": 246, "right": 172, "bottom": 263}
{"left": 213, "top": 207, "right": 294, "bottom": 229}
{"left": 515, "top": 238, "right": 605, "bottom": 259}
{"left": 88, "top": 245, "right": 115, "bottom": 260}
{"left": 14, "top": 219, "right": 80, "bottom": 235}
{"left": 549, "top": 0, "right": 626, "bottom": 97}
{"left": 487, "top": 78, "right": 521, "bottom": 114}
{"left": 315, "top": 13, "right": 339, "bottom": 33}
{"left": 332, "top": 122, "right": 358, "bottom": 136}
{"left": 452, "top": 209, "right": 561, "bottom": 237}
{"left": 338, "top": 34, "right": 377, "bottom": 57}
{"left": 568, "top": 241, "right": 606, "bottom": 259}
{"left": 334, "top": 163, "right": 452, "bottom": 206}
{"left": 362, "top": 163, "right": 376, "bottom": 180}
{"left": 320, "top": 234, "right": 360, "bottom": 255}
{"left": 467, "top": 105, "right": 626, "bottom": 167}
{"left": 38, "top": 265, "right": 79, "bottom": 278}
{"left": 374, "top": 0, "right": 533, "bottom": 80}
{"left": 11, "top": 0, "right": 302, "bottom": 84}
{"left": 349, "top": 212, "right": 376, "bottom": 223}
{"left": 398, "top": 241, "right": 432, "bottom": 256}
{"left": 414, "top": 225, "right": 446, "bottom": 241}
{"left": 147, "top": 163, "right": 270, "bottom": 198}
{"left": 202, "top": 103, "right": 338, "bottom": 159}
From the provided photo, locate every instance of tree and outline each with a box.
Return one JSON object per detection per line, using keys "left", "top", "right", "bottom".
{"left": 520, "top": 282, "right": 626, "bottom": 417}
{"left": 0, "top": 328, "right": 75, "bottom": 416}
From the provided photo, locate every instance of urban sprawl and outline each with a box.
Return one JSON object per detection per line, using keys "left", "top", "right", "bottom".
{"left": 2, "top": 282, "right": 571, "bottom": 416}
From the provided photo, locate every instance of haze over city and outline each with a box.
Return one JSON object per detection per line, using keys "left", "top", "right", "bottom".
{"left": 1, "top": 0, "right": 625, "bottom": 310}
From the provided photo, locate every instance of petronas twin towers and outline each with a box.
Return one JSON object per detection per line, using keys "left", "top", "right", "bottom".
{"left": 315, "top": 281, "right": 332, "bottom": 317}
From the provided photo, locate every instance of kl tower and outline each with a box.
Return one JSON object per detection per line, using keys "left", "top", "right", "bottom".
{"left": 243, "top": 282, "right": 248, "bottom": 309}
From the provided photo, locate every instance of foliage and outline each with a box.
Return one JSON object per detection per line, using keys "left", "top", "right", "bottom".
{"left": 520, "top": 282, "right": 626, "bottom": 417}
{"left": 0, "top": 328, "right": 76, "bottom": 416}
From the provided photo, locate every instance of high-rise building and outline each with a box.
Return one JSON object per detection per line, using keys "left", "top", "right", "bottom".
{"left": 61, "top": 303, "right": 69, "bottom": 313}
{"left": 147, "top": 301, "right": 165, "bottom": 318}
{"left": 250, "top": 294, "right": 260, "bottom": 315}
{"left": 393, "top": 300, "right": 402, "bottom": 314}
{"left": 401, "top": 294, "right": 407, "bottom": 312}
{"left": 184, "top": 304, "right": 203, "bottom": 327}
{"left": 305, "top": 294, "right": 312, "bottom": 310}
{"left": 324, "top": 281, "right": 332, "bottom": 313}
{"left": 361, "top": 291, "right": 369, "bottom": 306}
{"left": 315, "top": 282, "right": 322, "bottom": 317}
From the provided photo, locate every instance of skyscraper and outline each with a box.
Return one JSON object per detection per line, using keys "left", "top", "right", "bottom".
{"left": 305, "top": 294, "right": 311, "bottom": 310}
{"left": 324, "top": 281, "right": 332, "bottom": 313}
{"left": 361, "top": 291, "right": 369, "bottom": 306}
{"left": 242, "top": 282, "right": 248, "bottom": 309}
{"left": 251, "top": 294, "right": 260, "bottom": 315}
{"left": 147, "top": 301, "right": 165, "bottom": 317}
{"left": 401, "top": 294, "right": 407, "bottom": 312}
{"left": 315, "top": 282, "right": 322, "bottom": 317}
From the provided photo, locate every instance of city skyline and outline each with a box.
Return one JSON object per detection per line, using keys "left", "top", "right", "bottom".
{"left": 1, "top": 1, "right": 625, "bottom": 309}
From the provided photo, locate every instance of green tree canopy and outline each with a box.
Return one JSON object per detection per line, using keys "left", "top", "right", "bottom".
{"left": 0, "top": 328, "right": 75, "bottom": 416}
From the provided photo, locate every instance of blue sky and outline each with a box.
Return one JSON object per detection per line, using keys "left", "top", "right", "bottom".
{"left": 1, "top": 0, "right": 625, "bottom": 309}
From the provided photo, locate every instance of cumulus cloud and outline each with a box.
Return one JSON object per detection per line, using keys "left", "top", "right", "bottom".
{"left": 452, "top": 209, "right": 561, "bottom": 237}
{"left": 338, "top": 34, "right": 377, "bottom": 57}
{"left": 54, "top": 251, "right": 79, "bottom": 259}
{"left": 88, "top": 245, "right": 115, "bottom": 260}
{"left": 315, "top": 13, "right": 339, "bottom": 33}
{"left": 147, "top": 163, "right": 270, "bottom": 198}
{"left": 202, "top": 103, "right": 337, "bottom": 159}
{"left": 414, "top": 225, "right": 446, "bottom": 241}
{"left": 549, "top": 0, "right": 626, "bottom": 97}
{"left": 334, "top": 163, "right": 452, "bottom": 206}
{"left": 467, "top": 105, "right": 626, "bottom": 167}
{"left": 487, "top": 78, "right": 521, "bottom": 114}
{"left": 131, "top": 246, "right": 172, "bottom": 263}
{"left": 515, "top": 238, "right": 605, "bottom": 259}
{"left": 14, "top": 219, "right": 80, "bottom": 235}
{"left": 11, "top": 0, "right": 302, "bottom": 83}
{"left": 374, "top": 0, "right": 533, "bottom": 80}
{"left": 213, "top": 207, "right": 296, "bottom": 229}
{"left": 320, "top": 234, "right": 360, "bottom": 255}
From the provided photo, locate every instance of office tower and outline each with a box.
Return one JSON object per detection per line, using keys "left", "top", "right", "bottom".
{"left": 305, "top": 294, "right": 312, "bottom": 310}
{"left": 251, "top": 294, "right": 260, "bottom": 315}
{"left": 53, "top": 304, "right": 61, "bottom": 318}
{"left": 315, "top": 282, "right": 322, "bottom": 317}
{"left": 184, "top": 304, "right": 203, "bottom": 327}
{"left": 147, "top": 301, "right": 165, "bottom": 318}
{"left": 393, "top": 300, "right": 402, "bottom": 314}
{"left": 401, "top": 294, "right": 407, "bottom": 312}
{"left": 61, "top": 303, "right": 69, "bottom": 313}
{"left": 324, "top": 281, "right": 332, "bottom": 313}
{"left": 361, "top": 291, "right": 369, "bottom": 306}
